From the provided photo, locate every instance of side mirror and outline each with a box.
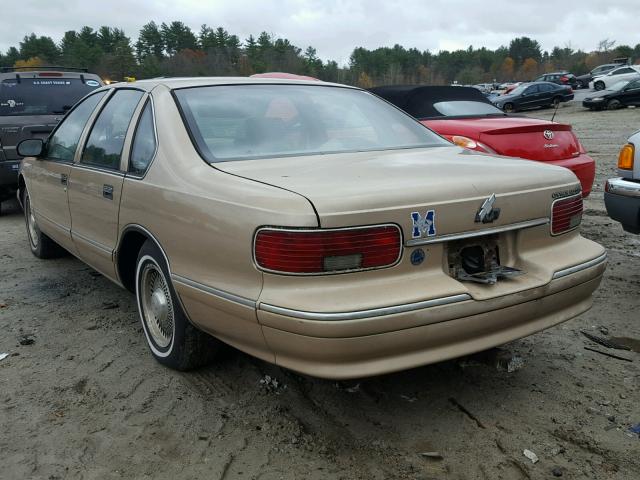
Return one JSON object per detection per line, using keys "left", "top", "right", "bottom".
{"left": 17, "top": 138, "right": 44, "bottom": 158}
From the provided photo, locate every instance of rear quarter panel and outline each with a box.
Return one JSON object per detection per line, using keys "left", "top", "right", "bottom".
{"left": 117, "top": 85, "right": 317, "bottom": 357}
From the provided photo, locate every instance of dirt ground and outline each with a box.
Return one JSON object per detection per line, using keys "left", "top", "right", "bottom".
{"left": 1, "top": 102, "right": 639, "bottom": 480}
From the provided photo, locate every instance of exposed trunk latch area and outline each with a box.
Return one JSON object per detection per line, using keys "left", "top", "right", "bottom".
{"left": 448, "top": 238, "right": 523, "bottom": 285}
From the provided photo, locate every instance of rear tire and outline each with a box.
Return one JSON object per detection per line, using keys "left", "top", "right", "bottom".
{"left": 23, "top": 190, "right": 66, "bottom": 259}
{"left": 135, "top": 239, "right": 219, "bottom": 370}
{"left": 551, "top": 96, "right": 561, "bottom": 107}
{"left": 594, "top": 81, "right": 605, "bottom": 91}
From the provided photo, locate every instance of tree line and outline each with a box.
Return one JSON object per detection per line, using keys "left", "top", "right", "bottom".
{"left": 1, "top": 22, "right": 638, "bottom": 87}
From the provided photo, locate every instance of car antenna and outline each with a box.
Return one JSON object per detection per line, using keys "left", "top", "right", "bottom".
{"left": 550, "top": 99, "right": 560, "bottom": 123}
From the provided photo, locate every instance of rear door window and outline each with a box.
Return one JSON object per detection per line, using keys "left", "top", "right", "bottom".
{"left": 81, "top": 89, "right": 144, "bottom": 170}
{"left": 129, "top": 100, "right": 157, "bottom": 175}
{"left": 0, "top": 78, "right": 101, "bottom": 116}
{"left": 612, "top": 68, "right": 635, "bottom": 75}
{"left": 46, "top": 91, "right": 107, "bottom": 162}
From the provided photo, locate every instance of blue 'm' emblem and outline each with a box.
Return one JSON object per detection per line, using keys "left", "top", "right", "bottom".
{"left": 411, "top": 210, "right": 436, "bottom": 238}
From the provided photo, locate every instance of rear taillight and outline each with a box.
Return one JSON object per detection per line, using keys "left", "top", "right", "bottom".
{"left": 551, "top": 194, "right": 583, "bottom": 235}
{"left": 254, "top": 225, "right": 401, "bottom": 274}
{"left": 38, "top": 72, "right": 63, "bottom": 77}
{"left": 449, "top": 135, "right": 497, "bottom": 154}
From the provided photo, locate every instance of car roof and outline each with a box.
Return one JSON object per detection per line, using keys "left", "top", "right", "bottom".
{"left": 104, "top": 76, "right": 351, "bottom": 92}
{"left": 0, "top": 66, "right": 102, "bottom": 83}
{"left": 368, "top": 85, "right": 494, "bottom": 119}
{"left": 0, "top": 69, "right": 102, "bottom": 81}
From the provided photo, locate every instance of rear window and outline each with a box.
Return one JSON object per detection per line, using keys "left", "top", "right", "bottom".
{"left": 431, "top": 101, "right": 504, "bottom": 117}
{"left": 0, "top": 78, "right": 101, "bottom": 116}
{"left": 174, "top": 84, "right": 448, "bottom": 162}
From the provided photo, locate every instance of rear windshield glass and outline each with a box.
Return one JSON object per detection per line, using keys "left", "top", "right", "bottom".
{"left": 432, "top": 101, "right": 504, "bottom": 117}
{"left": 174, "top": 84, "right": 448, "bottom": 162}
{"left": 0, "top": 78, "right": 101, "bottom": 116}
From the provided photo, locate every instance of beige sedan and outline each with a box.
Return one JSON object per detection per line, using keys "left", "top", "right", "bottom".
{"left": 16, "top": 77, "right": 606, "bottom": 379}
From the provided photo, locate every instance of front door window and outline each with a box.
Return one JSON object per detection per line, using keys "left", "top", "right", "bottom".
{"left": 47, "top": 91, "right": 107, "bottom": 162}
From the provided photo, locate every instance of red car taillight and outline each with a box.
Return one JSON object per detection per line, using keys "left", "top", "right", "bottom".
{"left": 551, "top": 195, "right": 583, "bottom": 235}
{"left": 254, "top": 225, "right": 402, "bottom": 274}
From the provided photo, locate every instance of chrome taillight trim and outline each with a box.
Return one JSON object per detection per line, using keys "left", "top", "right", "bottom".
{"left": 252, "top": 223, "right": 403, "bottom": 276}
{"left": 550, "top": 193, "right": 583, "bottom": 236}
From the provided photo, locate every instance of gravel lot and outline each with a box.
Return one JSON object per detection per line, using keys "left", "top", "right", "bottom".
{"left": 1, "top": 102, "right": 639, "bottom": 480}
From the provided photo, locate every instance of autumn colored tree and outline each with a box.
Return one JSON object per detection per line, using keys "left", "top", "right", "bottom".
{"left": 519, "top": 58, "right": 539, "bottom": 80}
{"left": 14, "top": 56, "right": 45, "bottom": 69}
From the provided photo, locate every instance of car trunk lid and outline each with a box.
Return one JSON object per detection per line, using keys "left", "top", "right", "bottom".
{"left": 216, "top": 146, "right": 579, "bottom": 237}
{"left": 424, "top": 117, "right": 583, "bottom": 162}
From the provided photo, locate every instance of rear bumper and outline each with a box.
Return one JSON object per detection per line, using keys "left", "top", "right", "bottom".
{"left": 258, "top": 252, "right": 606, "bottom": 379}
{"left": 605, "top": 177, "right": 640, "bottom": 233}
{"left": 543, "top": 154, "right": 595, "bottom": 197}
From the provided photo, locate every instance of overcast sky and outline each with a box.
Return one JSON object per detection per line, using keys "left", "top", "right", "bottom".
{"left": 2, "top": 0, "right": 638, "bottom": 64}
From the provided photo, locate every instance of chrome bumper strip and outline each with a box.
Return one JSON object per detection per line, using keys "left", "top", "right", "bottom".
{"left": 606, "top": 177, "right": 640, "bottom": 198}
{"left": 552, "top": 252, "right": 607, "bottom": 280}
{"left": 259, "top": 293, "right": 472, "bottom": 321}
{"left": 406, "top": 218, "right": 549, "bottom": 246}
{"left": 172, "top": 274, "right": 257, "bottom": 308}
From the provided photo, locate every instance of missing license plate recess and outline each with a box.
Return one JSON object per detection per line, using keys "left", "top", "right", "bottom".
{"left": 448, "top": 237, "right": 523, "bottom": 285}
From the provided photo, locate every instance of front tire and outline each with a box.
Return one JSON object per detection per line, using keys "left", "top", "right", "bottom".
{"left": 606, "top": 99, "right": 622, "bottom": 110}
{"left": 594, "top": 81, "right": 605, "bottom": 91}
{"left": 503, "top": 102, "right": 515, "bottom": 113}
{"left": 135, "top": 240, "right": 219, "bottom": 370}
{"left": 23, "top": 190, "right": 66, "bottom": 259}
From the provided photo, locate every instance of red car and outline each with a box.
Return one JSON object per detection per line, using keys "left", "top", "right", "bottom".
{"left": 369, "top": 85, "right": 595, "bottom": 197}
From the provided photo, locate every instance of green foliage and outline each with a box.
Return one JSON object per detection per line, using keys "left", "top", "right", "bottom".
{"left": 19, "top": 34, "right": 60, "bottom": 63}
{"left": 1, "top": 23, "right": 636, "bottom": 86}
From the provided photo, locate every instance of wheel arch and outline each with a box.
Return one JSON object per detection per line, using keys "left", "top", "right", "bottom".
{"left": 116, "top": 225, "right": 172, "bottom": 293}
{"left": 17, "top": 174, "right": 26, "bottom": 209}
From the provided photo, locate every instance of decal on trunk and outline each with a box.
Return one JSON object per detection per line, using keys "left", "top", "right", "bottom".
{"left": 411, "top": 210, "right": 436, "bottom": 239}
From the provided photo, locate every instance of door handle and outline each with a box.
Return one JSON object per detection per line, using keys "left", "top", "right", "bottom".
{"left": 103, "top": 184, "right": 113, "bottom": 200}
{"left": 60, "top": 173, "right": 68, "bottom": 185}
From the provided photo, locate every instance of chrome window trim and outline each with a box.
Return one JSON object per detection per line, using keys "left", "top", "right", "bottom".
{"left": 550, "top": 193, "right": 582, "bottom": 236}
{"left": 72, "top": 163, "right": 125, "bottom": 177}
{"left": 171, "top": 274, "right": 256, "bottom": 308}
{"left": 258, "top": 293, "right": 472, "bottom": 321}
{"left": 252, "top": 223, "right": 404, "bottom": 276}
{"left": 552, "top": 252, "right": 607, "bottom": 280}
{"left": 406, "top": 218, "right": 549, "bottom": 246}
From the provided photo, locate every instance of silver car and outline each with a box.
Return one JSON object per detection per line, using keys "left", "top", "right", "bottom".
{"left": 605, "top": 130, "right": 640, "bottom": 233}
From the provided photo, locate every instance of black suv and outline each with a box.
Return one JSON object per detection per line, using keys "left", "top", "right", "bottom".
{"left": 534, "top": 72, "right": 578, "bottom": 89}
{"left": 0, "top": 66, "right": 102, "bottom": 212}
